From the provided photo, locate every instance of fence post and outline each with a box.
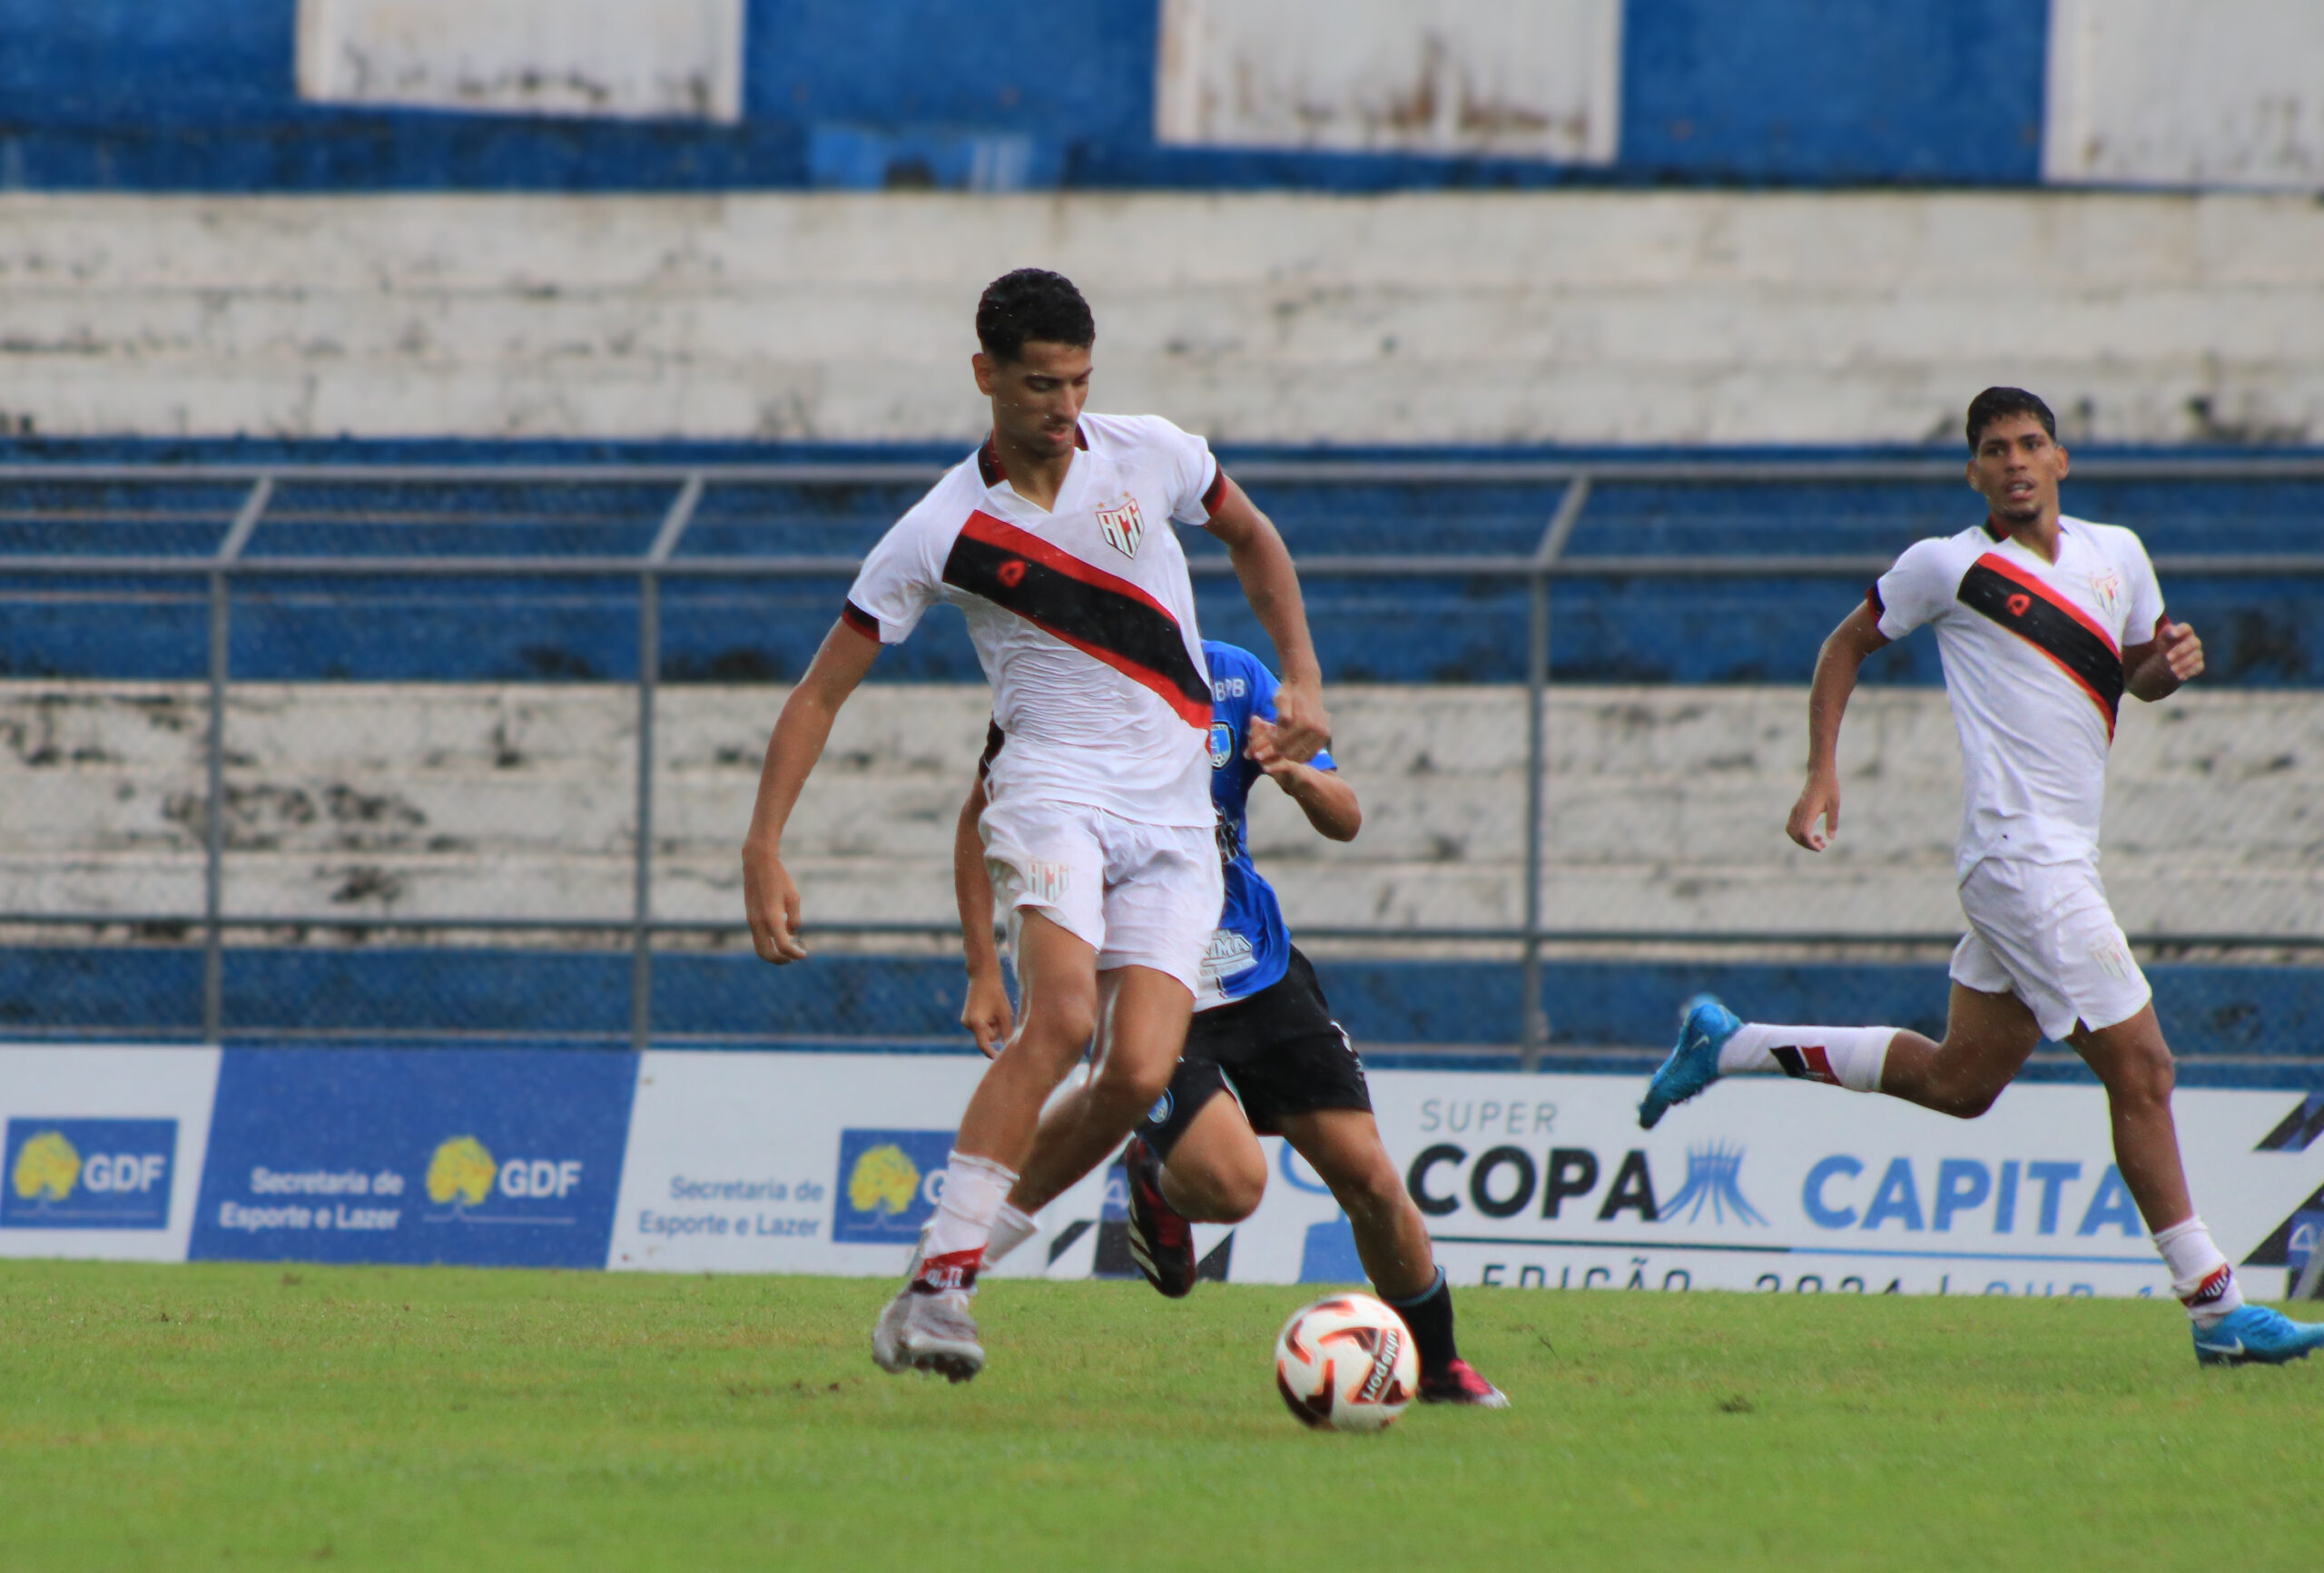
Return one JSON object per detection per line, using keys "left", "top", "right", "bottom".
{"left": 203, "top": 477, "right": 272, "bottom": 1045}
{"left": 1521, "top": 475, "right": 1590, "bottom": 1070}
{"left": 634, "top": 476, "right": 704, "bottom": 1053}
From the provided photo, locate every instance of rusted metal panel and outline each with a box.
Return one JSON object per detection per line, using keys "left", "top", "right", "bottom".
{"left": 1155, "top": 0, "right": 1620, "bottom": 162}
{"left": 2045, "top": 0, "right": 2324, "bottom": 190}
{"left": 294, "top": 0, "right": 744, "bottom": 123}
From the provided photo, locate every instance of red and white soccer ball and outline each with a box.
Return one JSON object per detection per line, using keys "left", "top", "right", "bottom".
{"left": 1273, "top": 1293, "right": 1418, "bottom": 1432}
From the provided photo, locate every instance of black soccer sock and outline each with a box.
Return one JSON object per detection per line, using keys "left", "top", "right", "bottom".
{"left": 1383, "top": 1265, "right": 1458, "bottom": 1375}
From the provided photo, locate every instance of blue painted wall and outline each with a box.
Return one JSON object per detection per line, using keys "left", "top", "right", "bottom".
{"left": 4, "top": 945, "right": 2319, "bottom": 1088}
{"left": 0, "top": 0, "right": 2052, "bottom": 192}
{"left": 5, "top": 440, "right": 2319, "bottom": 685}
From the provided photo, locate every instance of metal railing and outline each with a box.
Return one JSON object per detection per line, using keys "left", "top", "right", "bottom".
{"left": 5, "top": 455, "right": 2324, "bottom": 1061}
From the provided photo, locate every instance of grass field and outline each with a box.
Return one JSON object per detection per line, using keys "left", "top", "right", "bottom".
{"left": 3, "top": 1262, "right": 2318, "bottom": 1571}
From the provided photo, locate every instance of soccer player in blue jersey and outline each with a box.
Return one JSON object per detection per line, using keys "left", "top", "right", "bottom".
{"left": 956, "top": 640, "right": 1505, "bottom": 1406}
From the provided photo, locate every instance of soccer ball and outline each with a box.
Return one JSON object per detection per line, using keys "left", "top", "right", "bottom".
{"left": 1272, "top": 1293, "right": 1418, "bottom": 1431}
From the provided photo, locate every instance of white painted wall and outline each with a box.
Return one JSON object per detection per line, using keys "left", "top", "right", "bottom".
{"left": 6, "top": 681, "right": 2318, "bottom": 943}
{"left": 296, "top": 0, "right": 745, "bottom": 122}
{"left": 4, "top": 190, "right": 2322, "bottom": 446}
{"left": 1155, "top": 0, "right": 1621, "bottom": 162}
{"left": 2046, "top": 0, "right": 2324, "bottom": 191}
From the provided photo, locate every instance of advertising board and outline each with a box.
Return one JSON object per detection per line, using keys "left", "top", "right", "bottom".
{"left": 2, "top": 1044, "right": 2316, "bottom": 1296}
{"left": 0, "top": 1046, "right": 222, "bottom": 1263}
{"left": 189, "top": 1048, "right": 635, "bottom": 1268}
{"left": 611, "top": 1053, "right": 2324, "bottom": 1297}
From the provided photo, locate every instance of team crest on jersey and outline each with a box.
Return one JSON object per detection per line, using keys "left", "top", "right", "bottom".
{"left": 1208, "top": 722, "right": 1236, "bottom": 769}
{"left": 2087, "top": 565, "right": 2123, "bottom": 616}
{"left": 1095, "top": 495, "right": 1147, "bottom": 558}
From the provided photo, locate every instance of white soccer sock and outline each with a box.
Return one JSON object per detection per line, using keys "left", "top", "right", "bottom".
{"left": 911, "top": 1151, "right": 1016, "bottom": 1292}
{"left": 1717, "top": 1023, "right": 1895, "bottom": 1094}
{"left": 2153, "top": 1216, "right": 2243, "bottom": 1327}
{"left": 981, "top": 1202, "right": 1039, "bottom": 1267}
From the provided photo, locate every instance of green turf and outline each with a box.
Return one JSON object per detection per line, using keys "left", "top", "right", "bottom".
{"left": 1, "top": 1262, "right": 2317, "bottom": 1571}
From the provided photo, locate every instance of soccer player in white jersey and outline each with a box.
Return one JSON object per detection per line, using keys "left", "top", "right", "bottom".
{"left": 953, "top": 641, "right": 1506, "bottom": 1406}
{"left": 1639, "top": 387, "right": 2324, "bottom": 1366}
{"left": 740, "top": 270, "right": 1330, "bottom": 1381}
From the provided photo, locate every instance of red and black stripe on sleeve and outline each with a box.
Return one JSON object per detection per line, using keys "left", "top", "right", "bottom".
{"left": 1955, "top": 553, "right": 2124, "bottom": 736}
{"left": 1201, "top": 461, "right": 1229, "bottom": 516}
{"left": 941, "top": 510, "right": 1210, "bottom": 728}
{"left": 840, "top": 599, "right": 881, "bottom": 641}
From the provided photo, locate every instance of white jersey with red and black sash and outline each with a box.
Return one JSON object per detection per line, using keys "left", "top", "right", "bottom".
{"left": 1869, "top": 514, "right": 2166, "bottom": 879}
{"left": 844, "top": 413, "right": 1229, "bottom": 829}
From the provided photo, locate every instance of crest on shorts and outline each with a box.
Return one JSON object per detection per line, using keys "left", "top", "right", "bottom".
{"left": 1095, "top": 495, "right": 1147, "bottom": 558}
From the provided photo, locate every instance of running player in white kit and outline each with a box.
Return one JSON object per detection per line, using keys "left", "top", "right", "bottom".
{"left": 1639, "top": 387, "right": 2324, "bottom": 1366}
{"left": 740, "top": 270, "right": 1330, "bottom": 1381}
{"left": 955, "top": 641, "right": 1507, "bottom": 1406}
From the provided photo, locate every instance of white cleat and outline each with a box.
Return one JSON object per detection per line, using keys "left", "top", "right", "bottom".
{"left": 871, "top": 1286, "right": 986, "bottom": 1383}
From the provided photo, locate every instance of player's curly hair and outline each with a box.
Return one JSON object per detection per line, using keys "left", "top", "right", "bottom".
{"left": 1965, "top": 387, "right": 2056, "bottom": 450}
{"left": 976, "top": 269, "right": 1095, "bottom": 363}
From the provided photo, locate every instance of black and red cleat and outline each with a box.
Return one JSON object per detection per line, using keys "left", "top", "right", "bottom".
{"left": 1121, "top": 1136, "right": 1197, "bottom": 1298}
{"left": 1418, "top": 1358, "right": 1510, "bottom": 1408}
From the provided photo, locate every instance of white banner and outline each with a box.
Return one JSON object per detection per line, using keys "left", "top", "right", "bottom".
{"left": 611, "top": 1052, "right": 2324, "bottom": 1298}
{"left": 295, "top": 0, "right": 745, "bottom": 123}
{"left": 0, "top": 1047, "right": 222, "bottom": 1263}
{"left": 1365, "top": 1071, "right": 2319, "bottom": 1298}
{"left": 1156, "top": 0, "right": 1621, "bottom": 163}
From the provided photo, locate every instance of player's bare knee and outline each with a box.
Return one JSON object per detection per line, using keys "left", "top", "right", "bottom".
{"left": 1331, "top": 1154, "right": 1410, "bottom": 1226}
{"left": 1926, "top": 1072, "right": 2005, "bottom": 1120}
{"left": 1019, "top": 998, "right": 1098, "bottom": 1063}
{"left": 1211, "top": 1155, "right": 1266, "bottom": 1221}
{"left": 1088, "top": 1055, "right": 1172, "bottom": 1121}
{"left": 2100, "top": 1039, "right": 2176, "bottom": 1110}
{"left": 1941, "top": 1086, "right": 2002, "bottom": 1120}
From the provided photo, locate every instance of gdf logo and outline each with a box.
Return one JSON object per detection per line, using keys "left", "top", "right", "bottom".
{"left": 2, "top": 1118, "right": 177, "bottom": 1230}
{"left": 423, "top": 1136, "right": 585, "bottom": 1221}
{"left": 498, "top": 1158, "right": 585, "bottom": 1199}
{"left": 82, "top": 1150, "right": 169, "bottom": 1193}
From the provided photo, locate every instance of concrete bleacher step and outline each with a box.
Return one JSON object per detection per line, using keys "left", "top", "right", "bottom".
{"left": 5, "top": 679, "right": 2322, "bottom": 939}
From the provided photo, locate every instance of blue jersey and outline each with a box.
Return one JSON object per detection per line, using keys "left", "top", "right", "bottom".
{"left": 1196, "top": 641, "right": 1335, "bottom": 1011}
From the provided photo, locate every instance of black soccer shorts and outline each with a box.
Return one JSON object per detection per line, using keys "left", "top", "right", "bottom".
{"left": 1137, "top": 947, "right": 1371, "bottom": 1159}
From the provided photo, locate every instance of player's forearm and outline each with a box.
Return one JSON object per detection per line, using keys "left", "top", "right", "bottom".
{"left": 1225, "top": 524, "right": 1321, "bottom": 686}
{"left": 744, "top": 624, "right": 879, "bottom": 857}
{"left": 1802, "top": 634, "right": 1866, "bottom": 781}
{"left": 953, "top": 791, "right": 1002, "bottom": 977}
{"left": 2126, "top": 654, "right": 2182, "bottom": 703}
{"left": 1278, "top": 765, "right": 1361, "bottom": 841}
{"left": 743, "top": 690, "right": 840, "bottom": 855}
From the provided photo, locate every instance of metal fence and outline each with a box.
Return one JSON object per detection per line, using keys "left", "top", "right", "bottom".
{"left": 5, "top": 455, "right": 2323, "bottom": 1060}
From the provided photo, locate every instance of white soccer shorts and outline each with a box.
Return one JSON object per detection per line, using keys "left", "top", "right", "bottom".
{"left": 979, "top": 795, "right": 1223, "bottom": 996}
{"left": 1950, "top": 856, "right": 2152, "bottom": 1042}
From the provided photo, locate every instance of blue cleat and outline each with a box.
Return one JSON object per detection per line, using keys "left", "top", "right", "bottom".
{"left": 2192, "top": 1303, "right": 2324, "bottom": 1367}
{"left": 1639, "top": 994, "right": 1744, "bottom": 1130}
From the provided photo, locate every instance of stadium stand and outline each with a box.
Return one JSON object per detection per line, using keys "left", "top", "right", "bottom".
{"left": 4, "top": 455, "right": 2320, "bottom": 1081}
{"left": 2, "top": 2, "right": 2319, "bottom": 1090}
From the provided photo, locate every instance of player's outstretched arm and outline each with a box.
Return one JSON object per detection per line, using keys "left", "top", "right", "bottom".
{"left": 2124, "top": 618, "right": 2202, "bottom": 702}
{"left": 1787, "top": 604, "right": 1890, "bottom": 852}
{"left": 741, "top": 620, "right": 881, "bottom": 964}
{"left": 1248, "top": 716, "right": 1361, "bottom": 841}
{"left": 952, "top": 777, "right": 1014, "bottom": 1057}
{"left": 1204, "top": 478, "right": 1331, "bottom": 764}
